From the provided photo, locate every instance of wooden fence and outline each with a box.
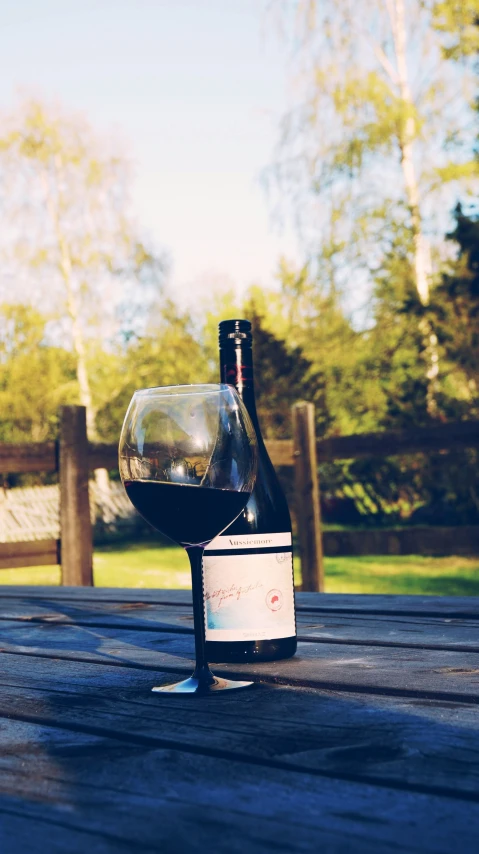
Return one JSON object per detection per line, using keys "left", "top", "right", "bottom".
{"left": 1, "top": 404, "right": 479, "bottom": 591}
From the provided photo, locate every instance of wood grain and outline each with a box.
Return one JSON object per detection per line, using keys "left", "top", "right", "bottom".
{"left": 73, "top": 419, "right": 479, "bottom": 469}
{"left": 88, "top": 443, "right": 119, "bottom": 472}
{"left": 0, "top": 656, "right": 478, "bottom": 802}
{"left": 0, "top": 601, "right": 477, "bottom": 651}
{"left": 2, "top": 718, "right": 478, "bottom": 854}
{"left": 0, "top": 619, "right": 479, "bottom": 701}
{"left": 1, "top": 587, "right": 477, "bottom": 618}
{"left": 264, "top": 439, "right": 294, "bottom": 467}
{"left": 59, "top": 406, "right": 93, "bottom": 587}
{"left": 0, "top": 590, "right": 478, "bottom": 853}
{"left": 0, "top": 540, "right": 59, "bottom": 570}
{"left": 0, "top": 442, "right": 57, "bottom": 474}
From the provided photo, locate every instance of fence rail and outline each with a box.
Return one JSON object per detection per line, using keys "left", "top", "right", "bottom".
{"left": 3, "top": 417, "right": 479, "bottom": 474}
{"left": 1, "top": 408, "right": 479, "bottom": 589}
{"left": 0, "top": 539, "right": 60, "bottom": 570}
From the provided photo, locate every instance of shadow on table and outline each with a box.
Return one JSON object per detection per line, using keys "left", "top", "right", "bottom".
{"left": 0, "top": 593, "right": 197, "bottom": 671}
{"left": 1, "top": 639, "right": 479, "bottom": 853}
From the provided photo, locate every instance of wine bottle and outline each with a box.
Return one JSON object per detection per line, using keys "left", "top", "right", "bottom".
{"left": 203, "top": 318, "right": 297, "bottom": 662}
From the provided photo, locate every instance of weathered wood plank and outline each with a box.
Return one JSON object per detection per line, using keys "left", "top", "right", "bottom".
{"left": 59, "top": 406, "right": 93, "bottom": 587}
{"left": 323, "top": 526, "right": 479, "bottom": 556}
{"left": 88, "top": 442, "right": 119, "bottom": 472}
{"left": 0, "top": 658, "right": 478, "bottom": 799}
{"left": 88, "top": 420, "right": 479, "bottom": 471}
{"left": 2, "top": 418, "right": 479, "bottom": 479}
{"left": 293, "top": 401, "right": 324, "bottom": 591}
{"left": 297, "top": 612, "right": 479, "bottom": 650}
{"left": 1, "top": 600, "right": 479, "bottom": 651}
{"left": 0, "top": 588, "right": 477, "bottom": 619}
{"left": 0, "top": 443, "right": 57, "bottom": 474}
{"left": 1, "top": 717, "right": 478, "bottom": 854}
{"left": 317, "top": 419, "right": 479, "bottom": 461}
{"left": 0, "top": 540, "right": 59, "bottom": 569}
{"left": 1, "top": 621, "right": 479, "bottom": 700}
{"left": 0, "top": 586, "right": 195, "bottom": 604}
{"left": 265, "top": 439, "right": 294, "bottom": 467}
{"left": 295, "top": 592, "right": 479, "bottom": 618}
{"left": 1, "top": 597, "right": 478, "bottom": 853}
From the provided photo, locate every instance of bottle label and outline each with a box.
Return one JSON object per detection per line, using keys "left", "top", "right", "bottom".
{"left": 202, "top": 533, "right": 296, "bottom": 641}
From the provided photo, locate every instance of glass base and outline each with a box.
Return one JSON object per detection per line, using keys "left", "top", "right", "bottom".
{"left": 151, "top": 674, "right": 254, "bottom": 695}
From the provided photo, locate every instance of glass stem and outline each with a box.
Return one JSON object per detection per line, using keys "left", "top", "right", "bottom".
{"left": 187, "top": 545, "right": 214, "bottom": 681}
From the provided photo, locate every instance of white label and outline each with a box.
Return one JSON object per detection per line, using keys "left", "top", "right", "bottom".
{"left": 202, "top": 532, "right": 296, "bottom": 642}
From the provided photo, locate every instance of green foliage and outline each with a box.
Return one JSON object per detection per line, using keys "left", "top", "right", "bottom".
{"left": 95, "top": 301, "right": 210, "bottom": 443}
{"left": 269, "top": 263, "right": 385, "bottom": 436}
{"left": 246, "top": 310, "right": 319, "bottom": 441}
{"left": 198, "top": 285, "right": 323, "bottom": 440}
{"left": 327, "top": 70, "right": 420, "bottom": 174}
{"left": 200, "top": 288, "right": 243, "bottom": 371}
{"left": 0, "top": 303, "right": 77, "bottom": 443}
{"left": 304, "top": 206, "right": 479, "bottom": 525}
{"left": 428, "top": 206, "right": 479, "bottom": 412}
{"left": 433, "top": 1, "right": 479, "bottom": 59}
{"left": 369, "top": 231, "right": 431, "bottom": 430}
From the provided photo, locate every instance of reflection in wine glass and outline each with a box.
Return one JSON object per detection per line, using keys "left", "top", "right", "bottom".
{"left": 119, "top": 384, "right": 257, "bottom": 695}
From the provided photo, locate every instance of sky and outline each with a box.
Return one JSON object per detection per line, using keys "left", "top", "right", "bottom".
{"left": 0, "top": 0, "right": 300, "bottom": 306}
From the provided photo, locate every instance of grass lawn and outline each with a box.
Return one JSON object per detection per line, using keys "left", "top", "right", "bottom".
{"left": 1, "top": 538, "right": 478, "bottom": 595}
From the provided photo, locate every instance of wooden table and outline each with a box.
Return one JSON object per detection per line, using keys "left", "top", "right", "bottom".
{"left": 0, "top": 587, "right": 478, "bottom": 853}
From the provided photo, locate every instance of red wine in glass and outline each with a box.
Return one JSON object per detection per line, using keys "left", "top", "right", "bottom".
{"left": 119, "top": 383, "right": 257, "bottom": 695}
{"left": 124, "top": 481, "right": 249, "bottom": 547}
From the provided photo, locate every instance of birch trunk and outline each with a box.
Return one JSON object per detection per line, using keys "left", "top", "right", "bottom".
{"left": 43, "top": 162, "right": 111, "bottom": 498}
{"left": 391, "top": 0, "right": 439, "bottom": 415}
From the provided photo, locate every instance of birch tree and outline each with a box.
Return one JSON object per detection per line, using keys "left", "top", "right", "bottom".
{"left": 0, "top": 99, "right": 164, "bottom": 449}
{"left": 273, "top": 0, "right": 478, "bottom": 414}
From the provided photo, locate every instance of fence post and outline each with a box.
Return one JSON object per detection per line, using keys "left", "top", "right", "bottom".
{"left": 292, "top": 401, "right": 324, "bottom": 592}
{"left": 59, "top": 405, "right": 93, "bottom": 586}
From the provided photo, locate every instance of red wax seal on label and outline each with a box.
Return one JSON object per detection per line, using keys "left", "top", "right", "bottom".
{"left": 266, "top": 589, "right": 283, "bottom": 611}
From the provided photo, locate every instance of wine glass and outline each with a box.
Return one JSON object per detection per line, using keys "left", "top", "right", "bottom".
{"left": 119, "top": 384, "right": 257, "bottom": 694}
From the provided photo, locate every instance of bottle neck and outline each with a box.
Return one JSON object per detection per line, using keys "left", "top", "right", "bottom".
{"left": 220, "top": 344, "right": 261, "bottom": 435}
